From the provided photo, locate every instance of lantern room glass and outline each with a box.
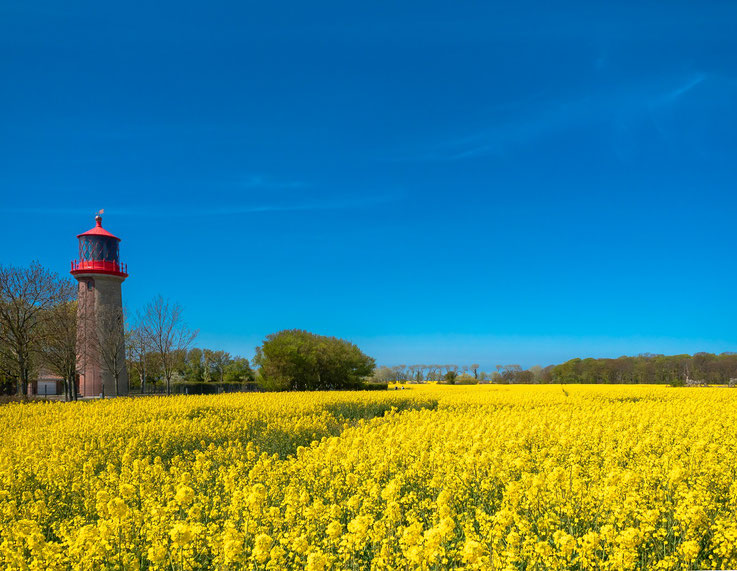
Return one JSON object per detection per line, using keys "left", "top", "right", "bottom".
{"left": 79, "top": 236, "right": 119, "bottom": 263}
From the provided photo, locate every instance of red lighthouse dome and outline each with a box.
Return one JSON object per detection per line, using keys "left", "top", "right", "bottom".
{"left": 70, "top": 211, "right": 128, "bottom": 278}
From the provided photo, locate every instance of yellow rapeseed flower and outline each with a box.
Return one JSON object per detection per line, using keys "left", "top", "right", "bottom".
{"left": 0, "top": 385, "right": 735, "bottom": 569}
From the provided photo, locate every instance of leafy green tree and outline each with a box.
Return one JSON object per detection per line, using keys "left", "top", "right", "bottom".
{"left": 223, "top": 357, "right": 253, "bottom": 382}
{"left": 546, "top": 352, "right": 737, "bottom": 386}
{"left": 183, "top": 348, "right": 204, "bottom": 382}
{"left": 254, "top": 329, "right": 375, "bottom": 391}
{"left": 455, "top": 373, "right": 477, "bottom": 385}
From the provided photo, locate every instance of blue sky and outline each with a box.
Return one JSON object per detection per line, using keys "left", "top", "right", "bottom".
{"left": 1, "top": 1, "right": 736, "bottom": 369}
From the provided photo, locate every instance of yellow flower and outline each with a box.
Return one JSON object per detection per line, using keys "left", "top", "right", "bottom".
{"left": 1, "top": 385, "right": 735, "bottom": 569}
{"left": 680, "top": 540, "right": 700, "bottom": 562}
{"left": 347, "top": 514, "right": 373, "bottom": 539}
{"left": 107, "top": 497, "right": 128, "bottom": 519}
{"left": 553, "top": 530, "right": 576, "bottom": 558}
{"left": 119, "top": 483, "right": 136, "bottom": 500}
{"left": 175, "top": 485, "right": 194, "bottom": 506}
{"left": 147, "top": 544, "right": 167, "bottom": 563}
{"left": 326, "top": 521, "right": 343, "bottom": 540}
{"left": 306, "top": 551, "right": 328, "bottom": 571}
{"left": 292, "top": 535, "right": 309, "bottom": 554}
{"left": 221, "top": 526, "right": 244, "bottom": 563}
{"left": 462, "top": 539, "right": 484, "bottom": 564}
{"left": 253, "top": 533, "right": 273, "bottom": 562}
{"left": 169, "top": 523, "right": 194, "bottom": 546}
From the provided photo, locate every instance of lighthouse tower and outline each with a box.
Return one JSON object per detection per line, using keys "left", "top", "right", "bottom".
{"left": 70, "top": 211, "right": 129, "bottom": 397}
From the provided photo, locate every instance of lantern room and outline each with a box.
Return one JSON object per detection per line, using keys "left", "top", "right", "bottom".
{"left": 70, "top": 212, "right": 128, "bottom": 278}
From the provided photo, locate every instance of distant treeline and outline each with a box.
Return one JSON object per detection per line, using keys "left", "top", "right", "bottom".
{"left": 550, "top": 352, "right": 737, "bottom": 385}
{"left": 379, "top": 352, "right": 737, "bottom": 386}
{"left": 372, "top": 363, "right": 552, "bottom": 384}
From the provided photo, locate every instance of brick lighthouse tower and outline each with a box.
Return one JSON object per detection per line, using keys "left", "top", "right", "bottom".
{"left": 70, "top": 211, "right": 129, "bottom": 397}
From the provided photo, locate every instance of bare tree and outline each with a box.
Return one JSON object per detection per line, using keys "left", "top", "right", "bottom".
{"left": 370, "top": 366, "right": 395, "bottom": 383}
{"left": 0, "top": 262, "right": 71, "bottom": 396}
{"left": 204, "top": 349, "right": 230, "bottom": 383}
{"left": 141, "top": 296, "right": 197, "bottom": 395}
{"left": 409, "top": 364, "right": 421, "bottom": 383}
{"left": 528, "top": 365, "right": 543, "bottom": 384}
{"left": 127, "top": 311, "right": 152, "bottom": 394}
{"left": 497, "top": 364, "right": 523, "bottom": 384}
{"left": 0, "top": 348, "right": 14, "bottom": 394}
{"left": 427, "top": 365, "right": 442, "bottom": 382}
{"left": 96, "top": 306, "right": 127, "bottom": 397}
{"left": 471, "top": 364, "right": 480, "bottom": 380}
{"left": 391, "top": 365, "right": 406, "bottom": 383}
{"left": 40, "top": 297, "right": 79, "bottom": 400}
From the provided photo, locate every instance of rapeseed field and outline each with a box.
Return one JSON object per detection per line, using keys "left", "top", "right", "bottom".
{"left": 1, "top": 385, "right": 736, "bottom": 570}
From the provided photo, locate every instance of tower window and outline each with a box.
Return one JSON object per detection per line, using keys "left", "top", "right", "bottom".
{"left": 87, "top": 281, "right": 94, "bottom": 290}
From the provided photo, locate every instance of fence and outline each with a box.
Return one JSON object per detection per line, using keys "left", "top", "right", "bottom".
{"left": 130, "top": 382, "right": 262, "bottom": 396}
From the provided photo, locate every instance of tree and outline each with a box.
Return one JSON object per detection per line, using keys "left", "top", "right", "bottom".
{"left": 392, "top": 365, "right": 407, "bottom": 384}
{"left": 370, "top": 366, "right": 396, "bottom": 384}
{"left": 140, "top": 296, "right": 197, "bottom": 396}
{"left": 470, "top": 363, "right": 480, "bottom": 380}
{"left": 425, "top": 365, "right": 441, "bottom": 382}
{"left": 0, "top": 262, "right": 72, "bottom": 396}
{"left": 204, "top": 349, "right": 230, "bottom": 383}
{"left": 40, "top": 299, "right": 79, "bottom": 400}
{"left": 127, "top": 313, "right": 154, "bottom": 393}
{"left": 254, "top": 329, "right": 375, "bottom": 391}
{"left": 442, "top": 364, "right": 459, "bottom": 384}
{"left": 223, "top": 357, "right": 253, "bottom": 382}
{"left": 455, "top": 373, "right": 477, "bottom": 384}
{"left": 409, "top": 365, "right": 423, "bottom": 383}
{"left": 0, "top": 347, "right": 14, "bottom": 394}
{"left": 96, "top": 306, "right": 127, "bottom": 396}
{"left": 544, "top": 353, "right": 737, "bottom": 385}
{"left": 528, "top": 365, "right": 543, "bottom": 384}
{"left": 497, "top": 364, "right": 523, "bottom": 384}
{"left": 213, "top": 351, "right": 231, "bottom": 382}
{"left": 183, "top": 348, "right": 204, "bottom": 382}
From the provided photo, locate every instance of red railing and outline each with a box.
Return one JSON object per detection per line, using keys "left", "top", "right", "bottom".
{"left": 70, "top": 260, "right": 128, "bottom": 276}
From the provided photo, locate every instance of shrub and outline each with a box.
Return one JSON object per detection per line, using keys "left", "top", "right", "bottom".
{"left": 254, "top": 330, "right": 375, "bottom": 391}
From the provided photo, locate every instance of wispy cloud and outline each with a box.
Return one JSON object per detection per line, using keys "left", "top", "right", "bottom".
{"left": 0, "top": 191, "right": 404, "bottom": 218}
{"left": 662, "top": 74, "right": 706, "bottom": 102}
{"left": 396, "top": 73, "right": 714, "bottom": 162}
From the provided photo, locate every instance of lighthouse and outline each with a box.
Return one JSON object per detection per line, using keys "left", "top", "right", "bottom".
{"left": 70, "top": 211, "right": 129, "bottom": 397}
